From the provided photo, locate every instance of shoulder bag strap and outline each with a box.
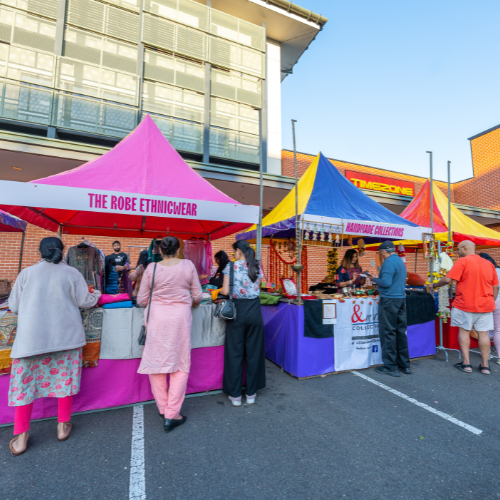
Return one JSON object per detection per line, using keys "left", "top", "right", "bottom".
{"left": 146, "top": 263, "right": 158, "bottom": 324}
{"left": 229, "top": 263, "right": 234, "bottom": 301}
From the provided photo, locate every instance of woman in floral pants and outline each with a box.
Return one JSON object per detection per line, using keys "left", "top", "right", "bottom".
{"left": 7, "top": 237, "right": 100, "bottom": 455}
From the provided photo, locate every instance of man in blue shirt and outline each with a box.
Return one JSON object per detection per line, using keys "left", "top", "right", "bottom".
{"left": 366, "top": 241, "right": 411, "bottom": 377}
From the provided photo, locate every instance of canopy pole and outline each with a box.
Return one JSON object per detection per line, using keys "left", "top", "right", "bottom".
{"left": 292, "top": 119, "right": 302, "bottom": 305}
{"left": 426, "top": 151, "right": 434, "bottom": 289}
{"left": 414, "top": 247, "right": 417, "bottom": 272}
{"left": 447, "top": 160, "right": 451, "bottom": 242}
{"left": 17, "top": 230, "right": 25, "bottom": 275}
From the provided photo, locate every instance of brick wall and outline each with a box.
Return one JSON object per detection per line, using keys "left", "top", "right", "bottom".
{"left": 0, "top": 224, "right": 241, "bottom": 282}
{"left": 454, "top": 128, "right": 500, "bottom": 209}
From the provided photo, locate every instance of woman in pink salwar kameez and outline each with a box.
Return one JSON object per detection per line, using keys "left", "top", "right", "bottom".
{"left": 137, "top": 236, "right": 202, "bottom": 433}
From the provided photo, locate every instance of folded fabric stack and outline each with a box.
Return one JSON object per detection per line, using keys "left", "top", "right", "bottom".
{"left": 0, "top": 311, "right": 17, "bottom": 375}
{"left": 81, "top": 308, "right": 104, "bottom": 368}
{"left": 98, "top": 293, "right": 133, "bottom": 309}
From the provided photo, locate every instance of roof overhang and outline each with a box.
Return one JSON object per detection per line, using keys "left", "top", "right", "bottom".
{"left": 194, "top": 0, "right": 327, "bottom": 80}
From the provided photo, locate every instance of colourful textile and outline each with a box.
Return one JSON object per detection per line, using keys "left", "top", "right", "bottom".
{"left": 13, "top": 396, "right": 73, "bottom": 434}
{"left": 137, "top": 261, "right": 203, "bottom": 374}
{"left": 223, "top": 261, "right": 262, "bottom": 299}
{"left": 148, "top": 239, "right": 163, "bottom": 263}
{"left": 8, "top": 348, "right": 82, "bottom": 406}
{"left": 447, "top": 255, "right": 499, "bottom": 313}
{"left": 149, "top": 370, "right": 189, "bottom": 419}
{"left": 98, "top": 293, "right": 130, "bottom": 306}
{"left": 102, "top": 301, "right": 133, "bottom": 309}
{"left": 65, "top": 246, "right": 102, "bottom": 285}
{"left": 0, "top": 312, "right": 17, "bottom": 371}
{"left": 81, "top": 308, "right": 103, "bottom": 368}
{"left": 106, "top": 267, "right": 119, "bottom": 294}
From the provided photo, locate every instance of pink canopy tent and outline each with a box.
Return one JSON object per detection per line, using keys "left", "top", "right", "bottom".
{"left": 0, "top": 115, "right": 257, "bottom": 239}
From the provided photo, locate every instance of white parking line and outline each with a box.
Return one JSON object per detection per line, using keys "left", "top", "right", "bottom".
{"left": 129, "top": 405, "right": 146, "bottom": 500}
{"left": 351, "top": 370, "right": 483, "bottom": 436}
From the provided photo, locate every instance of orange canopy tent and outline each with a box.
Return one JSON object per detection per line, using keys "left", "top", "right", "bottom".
{"left": 398, "top": 179, "right": 500, "bottom": 247}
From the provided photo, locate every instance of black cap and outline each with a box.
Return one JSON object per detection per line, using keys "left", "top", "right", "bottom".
{"left": 378, "top": 241, "right": 395, "bottom": 251}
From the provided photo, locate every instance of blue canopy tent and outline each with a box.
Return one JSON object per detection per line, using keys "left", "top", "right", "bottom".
{"left": 238, "top": 153, "right": 429, "bottom": 244}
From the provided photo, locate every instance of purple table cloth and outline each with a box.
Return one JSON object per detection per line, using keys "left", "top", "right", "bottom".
{"left": 262, "top": 303, "right": 436, "bottom": 378}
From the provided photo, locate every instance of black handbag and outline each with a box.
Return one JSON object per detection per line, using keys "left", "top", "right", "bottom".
{"left": 138, "top": 263, "right": 158, "bottom": 346}
{"left": 214, "top": 264, "right": 237, "bottom": 321}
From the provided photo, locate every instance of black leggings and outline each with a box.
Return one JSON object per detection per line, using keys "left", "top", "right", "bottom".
{"left": 223, "top": 298, "right": 266, "bottom": 397}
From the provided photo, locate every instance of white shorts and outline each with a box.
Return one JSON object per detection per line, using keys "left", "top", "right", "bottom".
{"left": 450, "top": 307, "right": 494, "bottom": 332}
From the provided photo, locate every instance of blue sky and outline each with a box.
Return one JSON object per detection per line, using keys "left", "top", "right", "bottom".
{"left": 281, "top": 0, "right": 500, "bottom": 183}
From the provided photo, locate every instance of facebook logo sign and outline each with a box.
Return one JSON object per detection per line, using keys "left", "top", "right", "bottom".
{"left": 372, "top": 345, "right": 378, "bottom": 353}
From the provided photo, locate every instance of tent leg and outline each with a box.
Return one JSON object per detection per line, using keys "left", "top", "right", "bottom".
{"left": 17, "top": 231, "right": 25, "bottom": 275}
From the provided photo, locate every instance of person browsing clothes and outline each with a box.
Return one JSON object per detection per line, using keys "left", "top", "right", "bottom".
{"left": 221, "top": 240, "right": 265, "bottom": 407}
{"left": 365, "top": 241, "right": 411, "bottom": 377}
{"left": 7, "top": 237, "right": 101, "bottom": 455}
{"left": 433, "top": 241, "right": 499, "bottom": 375}
{"left": 137, "top": 236, "right": 203, "bottom": 433}
{"left": 199, "top": 250, "right": 229, "bottom": 288}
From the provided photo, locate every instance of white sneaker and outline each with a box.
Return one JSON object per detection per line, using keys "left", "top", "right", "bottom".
{"left": 496, "top": 358, "right": 500, "bottom": 365}
{"left": 228, "top": 395, "right": 241, "bottom": 407}
{"left": 246, "top": 394, "right": 256, "bottom": 405}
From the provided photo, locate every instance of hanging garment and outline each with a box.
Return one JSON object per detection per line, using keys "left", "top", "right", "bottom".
{"left": 183, "top": 240, "right": 206, "bottom": 276}
{"left": 65, "top": 245, "right": 102, "bottom": 286}
{"left": 80, "top": 308, "right": 103, "bottom": 368}
{"left": 148, "top": 239, "right": 163, "bottom": 263}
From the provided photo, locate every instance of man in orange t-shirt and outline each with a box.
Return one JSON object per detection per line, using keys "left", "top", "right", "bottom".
{"left": 433, "top": 240, "right": 499, "bottom": 375}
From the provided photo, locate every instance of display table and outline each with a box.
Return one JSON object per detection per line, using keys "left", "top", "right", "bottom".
{"left": 0, "top": 304, "right": 226, "bottom": 426}
{"left": 262, "top": 295, "right": 436, "bottom": 378}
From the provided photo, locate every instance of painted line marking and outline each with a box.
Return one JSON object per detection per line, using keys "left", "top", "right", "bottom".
{"left": 351, "top": 370, "right": 483, "bottom": 436}
{"left": 130, "top": 405, "right": 146, "bottom": 500}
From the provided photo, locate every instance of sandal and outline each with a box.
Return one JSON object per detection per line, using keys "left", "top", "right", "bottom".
{"left": 454, "top": 362, "right": 472, "bottom": 373}
{"left": 57, "top": 422, "right": 73, "bottom": 442}
{"left": 9, "top": 435, "right": 28, "bottom": 456}
{"left": 479, "top": 364, "right": 491, "bottom": 375}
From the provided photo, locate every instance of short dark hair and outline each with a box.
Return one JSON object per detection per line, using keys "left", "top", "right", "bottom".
{"left": 112, "top": 240, "right": 120, "bottom": 246}
{"left": 39, "top": 237, "right": 64, "bottom": 264}
{"left": 160, "top": 236, "right": 180, "bottom": 257}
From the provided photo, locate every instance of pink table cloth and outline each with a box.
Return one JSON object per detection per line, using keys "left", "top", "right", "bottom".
{"left": 0, "top": 346, "right": 224, "bottom": 426}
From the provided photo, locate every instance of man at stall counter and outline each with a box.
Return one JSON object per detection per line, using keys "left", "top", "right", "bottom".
{"left": 365, "top": 241, "right": 411, "bottom": 377}
{"left": 104, "top": 241, "right": 130, "bottom": 292}
{"left": 432, "top": 240, "right": 499, "bottom": 375}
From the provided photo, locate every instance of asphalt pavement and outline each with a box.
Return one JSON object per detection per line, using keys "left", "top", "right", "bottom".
{"left": 1, "top": 349, "right": 499, "bottom": 500}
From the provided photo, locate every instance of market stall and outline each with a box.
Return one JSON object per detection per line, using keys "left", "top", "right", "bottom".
{"left": 398, "top": 179, "right": 500, "bottom": 350}
{"left": 0, "top": 115, "right": 258, "bottom": 425}
{"left": 263, "top": 294, "right": 436, "bottom": 378}
{"left": 240, "top": 153, "right": 434, "bottom": 376}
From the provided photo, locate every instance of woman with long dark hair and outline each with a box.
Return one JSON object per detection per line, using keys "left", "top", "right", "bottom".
{"left": 137, "top": 236, "right": 203, "bottom": 432}
{"left": 130, "top": 249, "right": 151, "bottom": 296}
{"left": 221, "top": 240, "right": 265, "bottom": 406}
{"left": 199, "top": 250, "right": 229, "bottom": 288}
{"left": 480, "top": 252, "right": 500, "bottom": 365}
{"left": 336, "top": 248, "right": 365, "bottom": 289}
{"left": 8, "top": 237, "right": 101, "bottom": 455}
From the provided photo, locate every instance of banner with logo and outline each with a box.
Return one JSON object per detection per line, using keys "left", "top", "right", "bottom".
{"left": 334, "top": 299, "right": 382, "bottom": 371}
